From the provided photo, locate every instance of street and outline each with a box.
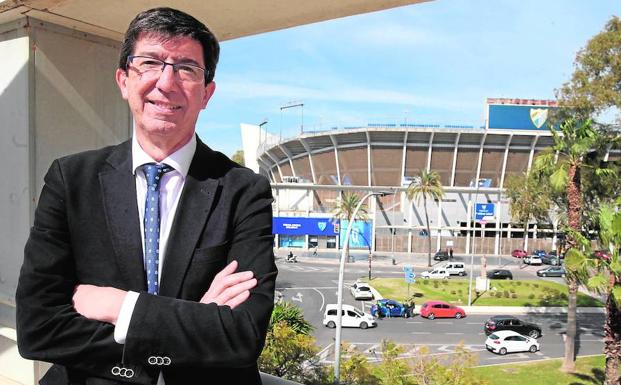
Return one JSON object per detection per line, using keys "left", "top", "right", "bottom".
{"left": 275, "top": 255, "right": 605, "bottom": 366}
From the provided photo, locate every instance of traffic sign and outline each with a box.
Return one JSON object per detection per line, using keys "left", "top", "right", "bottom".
{"left": 403, "top": 265, "right": 415, "bottom": 283}
{"left": 474, "top": 203, "right": 495, "bottom": 221}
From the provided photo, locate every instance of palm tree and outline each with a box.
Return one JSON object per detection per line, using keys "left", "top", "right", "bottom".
{"left": 332, "top": 192, "right": 369, "bottom": 263}
{"left": 406, "top": 170, "right": 445, "bottom": 267}
{"left": 533, "top": 117, "right": 606, "bottom": 372}
{"left": 270, "top": 301, "right": 313, "bottom": 335}
{"left": 504, "top": 172, "right": 552, "bottom": 251}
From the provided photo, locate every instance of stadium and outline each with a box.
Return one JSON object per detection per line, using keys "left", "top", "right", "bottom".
{"left": 241, "top": 98, "right": 619, "bottom": 257}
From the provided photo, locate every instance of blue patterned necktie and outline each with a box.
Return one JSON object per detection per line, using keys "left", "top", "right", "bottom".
{"left": 142, "top": 163, "right": 173, "bottom": 295}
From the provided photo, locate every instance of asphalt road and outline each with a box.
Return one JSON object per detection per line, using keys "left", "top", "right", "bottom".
{"left": 275, "top": 256, "right": 605, "bottom": 366}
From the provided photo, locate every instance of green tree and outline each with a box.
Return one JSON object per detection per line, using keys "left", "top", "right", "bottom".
{"left": 270, "top": 300, "right": 313, "bottom": 335}
{"left": 565, "top": 201, "right": 621, "bottom": 385}
{"left": 372, "top": 340, "right": 412, "bottom": 385}
{"left": 556, "top": 16, "right": 621, "bottom": 122}
{"left": 332, "top": 192, "right": 369, "bottom": 262}
{"left": 406, "top": 170, "right": 445, "bottom": 267}
{"left": 533, "top": 118, "right": 609, "bottom": 372}
{"left": 504, "top": 172, "right": 552, "bottom": 251}
{"left": 231, "top": 149, "right": 245, "bottom": 166}
{"left": 339, "top": 347, "right": 379, "bottom": 385}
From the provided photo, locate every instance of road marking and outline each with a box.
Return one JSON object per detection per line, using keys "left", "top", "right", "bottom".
{"left": 411, "top": 332, "right": 431, "bottom": 334}
{"left": 313, "top": 288, "right": 326, "bottom": 312}
{"left": 276, "top": 286, "right": 336, "bottom": 290}
{"left": 291, "top": 292, "right": 303, "bottom": 303}
{"left": 446, "top": 333, "right": 464, "bottom": 335}
{"left": 467, "top": 322, "right": 482, "bottom": 325}
{"left": 407, "top": 321, "right": 423, "bottom": 324}
{"left": 436, "top": 322, "right": 452, "bottom": 324}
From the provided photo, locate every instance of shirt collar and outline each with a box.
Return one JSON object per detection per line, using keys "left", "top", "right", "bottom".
{"left": 132, "top": 133, "right": 196, "bottom": 177}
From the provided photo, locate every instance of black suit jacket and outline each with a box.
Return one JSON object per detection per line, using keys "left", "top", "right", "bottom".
{"left": 16, "top": 137, "right": 277, "bottom": 385}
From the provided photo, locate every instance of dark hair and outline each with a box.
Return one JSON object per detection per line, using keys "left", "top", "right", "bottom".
{"left": 119, "top": 7, "right": 220, "bottom": 84}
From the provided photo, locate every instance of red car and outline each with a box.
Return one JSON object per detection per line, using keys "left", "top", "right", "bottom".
{"left": 419, "top": 301, "right": 465, "bottom": 320}
{"left": 593, "top": 250, "right": 611, "bottom": 261}
{"left": 511, "top": 249, "right": 528, "bottom": 258}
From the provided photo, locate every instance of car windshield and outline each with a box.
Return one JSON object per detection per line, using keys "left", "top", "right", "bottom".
{"left": 358, "top": 287, "right": 370, "bottom": 291}
{"left": 489, "top": 334, "right": 500, "bottom": 340}
{"left": 352, "top": 308, "right": 364, "bottom": 317}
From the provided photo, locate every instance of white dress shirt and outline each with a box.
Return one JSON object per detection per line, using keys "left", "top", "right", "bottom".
{"left": 113, "top": 133, "right": 196, "bottom": 381}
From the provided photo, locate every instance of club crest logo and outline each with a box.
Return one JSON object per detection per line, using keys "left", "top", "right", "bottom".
{"left": 529, "top": 108, "right": 548, "bottom": 129}
{"left": 317, "top": 222, "right": 327, "bottom": 231}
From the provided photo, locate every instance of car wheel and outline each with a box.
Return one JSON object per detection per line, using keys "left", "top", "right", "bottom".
{"left": 455, "top": 312, "right": 462, "bottom": 319}
{"left": 404, "top": 311, "right": 410, "bottom": 318}
{"left": 360, "top": 322, "right": 368, "bottom": 329}
{"left": 529, "top": 345, "right": 538, "bottom": 353}
{"left": 459, "top": 272, "right": 466, "bottom": 276}
{"left": 428, "top": 313, "right": 435, "bottom": 320}
{"left": 499, "top": 347, "right": 507, "bottom": 355}
{"left": 528, "top": 330, "right": 540, "bottom": 339}
{"left": 542, "top": 273, "right": 547, "bottom": 277}
{"left": 327, "top": 321, "right": 336, "bottom": 329}
{"left": 561, "top": 274, "right": 566, "bottom": 278}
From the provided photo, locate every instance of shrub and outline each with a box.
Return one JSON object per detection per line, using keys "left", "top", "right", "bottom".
{"left": 533, "top": 283, "right": 540, "bottom": 288}
{"left": 528, "top": 293, "right": 535, "bottom": 300}
{"left": 509, "top": 288, "right": 516, "bottom": 294}
{"left": 451, "top": 290, "right": 457, "bottom": 295}
{"left": 495, "top": 291, "right": 503, "bottom": 298}
{"left": 511, "top": 293, "right": 518, "bottom": 299}
{"left": 516, "top": 281, "right": 522, "bottom": 286}
{"left": 503, "top": 290, "right": 510, "bottom": 298}
{"left": 422, "top": 279, "right": 430, "bottom": 285}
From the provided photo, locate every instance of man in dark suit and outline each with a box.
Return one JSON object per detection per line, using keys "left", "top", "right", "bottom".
{"left": 16, "top": 7, "right": 276, "bottom": 385}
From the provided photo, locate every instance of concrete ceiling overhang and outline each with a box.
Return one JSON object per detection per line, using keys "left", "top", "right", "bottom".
{"left": 0, "top": 0, "right": 428, "bottom": 41}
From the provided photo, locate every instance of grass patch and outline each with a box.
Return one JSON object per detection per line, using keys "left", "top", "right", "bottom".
{"left": 367, "top": 278, "right": 603, "bottom": 307}
{"left": 471, "top": 355, "right": 608, "bottom": 385}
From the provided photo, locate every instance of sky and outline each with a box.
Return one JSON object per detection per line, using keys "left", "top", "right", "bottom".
{"left": 195, "top": 0, "right": 620, "bottom": 157}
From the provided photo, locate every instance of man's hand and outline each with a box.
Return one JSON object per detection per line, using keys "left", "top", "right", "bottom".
{"left": 72, "top": 285, "right": 126, "bottom": 325}
{"left": 200, "top": 260, "right": 257, "bottom": 309}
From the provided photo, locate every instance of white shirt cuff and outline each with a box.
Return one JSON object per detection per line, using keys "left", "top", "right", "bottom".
{"left": 113, "top": 291, "right": 140, "bottom": 344}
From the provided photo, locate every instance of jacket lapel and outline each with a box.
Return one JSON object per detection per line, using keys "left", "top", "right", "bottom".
{"left": 159, "top": 141, "right": 219, "bottom": 297}
{"left": 99, "top": 141, "right": 147, "bottom": 292}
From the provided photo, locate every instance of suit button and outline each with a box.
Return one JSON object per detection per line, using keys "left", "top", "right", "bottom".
{"left": 148, "top": 356, "right": 158, "bottom": 365}
{"left": 163, "top": 357, "right": 171, "bottom": 366}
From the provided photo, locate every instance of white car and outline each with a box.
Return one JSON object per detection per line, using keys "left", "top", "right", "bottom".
{"left": 323, "top": 304, "right": 376, "bottom": 329}
{"left": 350, "top": 281, "right": 374, "bottom": 300}
{"left": 440, "top": 262, "right": 467, "bottom": 276}
{"left": 420, "top": 268, "right": 450, "bottom": 279}
{"left": 524, "top": 255, "right": 543, "bottom": 265}
{"left": 485, "top": 330, "right": 540, "bottom": 355}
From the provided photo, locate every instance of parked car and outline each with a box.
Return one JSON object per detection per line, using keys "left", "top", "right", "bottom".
{"left": 420, "top": 268, "right": 450, "bottom": 279}
{"left": 532, "top": 249, "right": 547, "bottom": 257}
{"left": 537, "top": 266, "right": 566, "bottom": 278}
{"left": 433, "top": 250, "right": 450, "bottom": 261}
{"left": 370, "top": 299, "right": 414, "bottom": 318}
{"left": 487, "top": 269, "right": 513, "bottom": 280}
{"left": 484, "top": 315, "right": 542, "bottom": 338}
{"left": 523, "top": 255, "right": 542, "bottom": 265}
{"left": 541, "top": 254, "right": 560, "bottom": 265}
{"left": 323, "top": 304, "right": 376, "bottom": 329}
{"left": 593, "top": 250, "right": 612, "bottom": 261}
{"left": 485, "top": 330, "right": 540, "bottom": 355}
{"left": 419, "top": 300, "right": 465, "bottom": 320}
{"left": 441, "top": 262, "right": 467, "bottom": 276}
{"left": 511, "top": 249, "right": 528, "bottom": 258}
{"left": 350, "top": 281, "right": 374, "bottom": 300}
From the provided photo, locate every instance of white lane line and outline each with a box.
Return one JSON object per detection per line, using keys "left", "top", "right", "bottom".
{"left": 407, "top": 321, "right": 423, "bottom": 324}
{"left": 313, "top": 288, "right": 326, "bottom": 312}
{"left": 467, "top": 322, "right": 482, "bottom": 325}
{"left": 446, "top": 333, "right": 464, "bottom": 335}
{"left": 411, "top": 332, "right": 431, "bottom": 335}
{"left": 436, "top": 322, "right": 452, "bottom": 324}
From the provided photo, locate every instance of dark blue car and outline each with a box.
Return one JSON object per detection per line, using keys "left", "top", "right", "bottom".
{"left": 370, "top": 299, "right": 414, "bottom": 318}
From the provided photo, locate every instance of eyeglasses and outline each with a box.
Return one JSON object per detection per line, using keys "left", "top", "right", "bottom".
{"left": 127, "top": 55, "right": 209, "bottom": 83}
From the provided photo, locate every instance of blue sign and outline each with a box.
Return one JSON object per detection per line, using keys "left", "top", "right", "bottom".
{"left": 339, "top": 220, "right": 372, "bottom": 249}
{"left": 488, "top": 105, "right": 558, "bottom": 130}
{"left": 273, "top": 217, "right": 337, "bottom": 236}
{"left": 403, "top": 266, "right": 416, "bottom": 283}
{"left": 474, "top": 203, "right": 495, "bottom": 221}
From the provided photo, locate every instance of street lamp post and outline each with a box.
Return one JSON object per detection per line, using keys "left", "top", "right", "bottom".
{"left": 333, "top": 191, "right": 391, "bottom": 385}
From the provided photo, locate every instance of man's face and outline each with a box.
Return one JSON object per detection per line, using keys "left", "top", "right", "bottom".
{"left": 116, "top": 34, "right": 215, "bottom": 148}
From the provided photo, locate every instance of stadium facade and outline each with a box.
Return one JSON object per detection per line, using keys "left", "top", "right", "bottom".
{"left": 241, "top": 98, "right": 620, "bottom": 256}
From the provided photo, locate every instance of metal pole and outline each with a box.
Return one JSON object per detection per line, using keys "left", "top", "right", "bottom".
{"left": 334, "top": 191, "right": 389, "bottom": 385}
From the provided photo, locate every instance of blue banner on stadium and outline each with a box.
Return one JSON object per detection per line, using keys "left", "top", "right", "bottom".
{"left": 273, "top": 217, "right": 338, "bottom": 236}
{"left": 339, "top": 220, "right": 373, "bottom": 249}
{"left": 488, "top": 105, "right": 557, "bottom": 130}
